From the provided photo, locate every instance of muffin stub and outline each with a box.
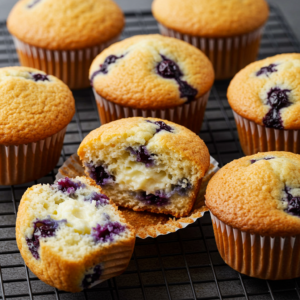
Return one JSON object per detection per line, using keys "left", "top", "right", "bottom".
{"left": 16, "top": 176, "right": 135, "bottom": 293}
{"left": 78, "top": 117, "right": 210, "bottom": 218}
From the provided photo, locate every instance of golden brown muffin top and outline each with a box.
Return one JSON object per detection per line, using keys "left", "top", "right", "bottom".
{"left": 0, "top": 66, "right": 75, "bottom": 145}
{"left": 228, "top": 53, "right": 300, "bottom": 130}
{"left": 89, "top": 35, "right": 214, "bottom": 109}
{"left": 152, "top": 0, "right": 269, "bottom": 37}
{"left": 78, "top": 117, "right": 210, "bottom": 178}
{"left": 7, "top": 0, "right": 124, "bottom": 50}
{"left": 206, "top": 152, "right": 300, "bottom": 237}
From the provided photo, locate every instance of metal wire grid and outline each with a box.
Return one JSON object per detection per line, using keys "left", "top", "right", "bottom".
{"left": 0, "top": 5, "right": 300, "bottom": 300}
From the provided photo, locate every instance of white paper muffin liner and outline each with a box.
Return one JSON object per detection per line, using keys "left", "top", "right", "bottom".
{"left": 158, "top": 24, "right": 263, "bottom": 80}
{"left": 93, "top": 89, "right": 210, "bottom": 133}
{"left": 12, "top": 36, "right": 119, "bottom": 89}
{"left": 210, "top": 211, "right": 300, "bottom": 279}
{"left": 0, "top": 127, "right": 66, "bottom": 185}
{"left": 56, "top": 154, "right": 219, "bottom": 239}
{"left": 233, "top": 111, "right": 300, "bottom": 155}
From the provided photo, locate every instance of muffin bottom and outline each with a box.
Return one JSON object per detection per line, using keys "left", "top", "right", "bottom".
{"left": 93, "top": 89, "right": 210, "bottom": 133}
{"left": 233, "top": 111, "right": 300, "bottom": 155}
{"left": 13, "top": 37, "right": 118, "bottom": 89}
{"left": 0, "top": 127, "right": 66, "bottom": 185}
{"left": 158, "top": 24, "right": 263, "bottom": 80}
{"left": 210, "top": 212, "right": 300, "bottom": 280}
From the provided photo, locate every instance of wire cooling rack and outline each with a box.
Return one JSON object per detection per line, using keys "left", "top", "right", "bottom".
{"left": 1, "top": 5, "right": 300, "bottom": 300}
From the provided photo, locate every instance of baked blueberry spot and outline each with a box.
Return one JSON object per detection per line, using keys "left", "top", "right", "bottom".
{"left": 26, "top": 218, "right": 66, "bottom": 260}
{"left": 27, "top": 0, "right": 42, "bottom": 8}
{"left": 250, "top": 157, "right": 275, "bottom": 164}
{"left": 173, "top": 178, "right": 192, "bottom": 196}
{"left": 84, "top": 192, "right": 109, "bottom": 207}
{"left": 146, "top": 120, "right": 174, "bottom": 133}
{"left": 127, "top": 146, "right": 155, "bottom": 167}
{"left": 157, "top": 55, "right": 198, "bottom": 103}
{"left": 30, "top": 72, "right": 49, "bottom": 82}
{"left": 136, "top": 191, "right": 169, "bottom": 206}
{"left": 86, "top": 163, "right": 115, "bottom": 186}
{"left": 53, "top": 177, "right": 84, "bottom": 195}
{"left": 283, "top": 186, "right": 300, "bottom": 217}
{"left": 256, "top": 64, "right": 278, "bottom": 77}
{"left": 262, "top": 87, "right": 291, "bottom": 129}
{"left": 82, "top": 264, "right": 102, "bottom": 289}
{"left": 92, "top": 222, "right": 126, "bottom": 243}
{"left": 90, "top": 54, "right": 124, "bottom": 85}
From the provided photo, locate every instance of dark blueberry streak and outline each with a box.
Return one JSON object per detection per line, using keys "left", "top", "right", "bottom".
{"left": 84, "top": 192, "right": 109, "bottom": 207}
{"left": 53, "top": 177, "right": 84, "bottom": 195}
{"left": 256, "top": 64, "right": 278, "bottom": 77}
{"left": 86, "top": 163, "right": 115, "bottom": 186}
{"left": 92, "top": 222, "right": 126, "bottom": 243}
{"left": 147, "top": 120, "right": 174, "bottom": 134}
{"left": 30, "top": 72, "right": 49, "bottom": 82}
{"left": 26, "top": 218, "right": 66, "bottom": 259}
{"left": 157, "top": 55, "right": 197, "bottom": 103}
{"left": 263, "top": 87, "right": 291, "bottom": 129}
{"left": 250, "top": 157, "right": 275, "bottom": 164}
{"left": 127, "top": 146, "right": 156, "bottom": 167}
{"left": 283, "top": 186, "right": 300, "bottom": 217}
{"left": 27, "top": 0, "right": 42, "bottom": 8}
{"left": 82, "top": 265, "right": 102, "bottom": 289}
{"left": 90, "top": 54, "right": 124, "bottom": 85}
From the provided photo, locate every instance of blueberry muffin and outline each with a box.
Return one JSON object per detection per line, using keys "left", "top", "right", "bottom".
{"left": 0, "top": 66, "right": 75, "bottom": 185}
{"left": 89, "top": 34, "right": 214, "bottom": 133}
{"left": 7, "top": 0, "right": 124, "bottom": 89}
{"left": 228, "top": 53, "right": 300, "bottom": 155}
{"left": 78, "top": 117, "right": 210, "bottom": 218}
{"left": 152, "top": 0, "right": 269, "bottom": 79}
{"left": 206, "top": 152, "right": 300, "bottom": 280}
{"left": 16, "top": 176, "right": 135, "bottom": 292}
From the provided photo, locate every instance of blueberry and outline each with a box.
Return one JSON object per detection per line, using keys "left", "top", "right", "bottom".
{"left": 84, "top": 192, "right": 109, "bottom": 207}
{"left": 53, "top": 177, "right": 84, "bottom": 195}
{"left": 250, "top": 157, "right": 275, "bottom": 164}
{"left": 156, "top": 55, "right": 197, "bottom": 103}
{"left": 127, "top": 146, "right": 155, "bottom": 167}
{"left": 82, "top": 265, "right": 102, "bottom": 289}
{"left": 263, "top": 88, "right": 291, "bottom": 129}
{"left": 91, "top": 222, "right": 126, "bottom": 243}
{"left": 26, "top": 218, "right": 66, "bottom": 260}
{"left": 173, "top": 178, "right": 192, "bottom": 196}
{"left": 283, "top": 186, "right": 300, "bottom": 217}
{"left": 90, "top": 54, "right": 124, "bottom": 85}
{"left": 27, "top": 0, "right": 41, "bottom": 9}
{"left": 256, "top": 64, "right": 278, "bottom": 77}
{"left": 146, "top": 120, "right": 174, "bottom": 134}
{"left": 136, "top": 191, "right": 169, "bottom": 206}
{"left": 30, "top": 72, "right": 49, "bottom": 82}
{"left": 86, "top": 163, "right": 115, "bottom": 186}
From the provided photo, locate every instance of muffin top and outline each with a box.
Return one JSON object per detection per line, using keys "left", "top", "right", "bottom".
{"left": 0, "top": 67, "right": 75, "bottom": 145}
{"left": 152, "top": 0, "right": 269, "bottom": 37}
{"left": 206, "top": 152, "right": 300, "bottom": 237}
{"left": 7, "top": 0, "right": 124, "bottom": 50}
{"left": 228, "top": 53, "right": 300, "bottom": 130}
{"left": 89, "top": 35, "right": 214, "bottom": 109}
{"left": 78, "top": 117, "right": 210, "bottom": 178}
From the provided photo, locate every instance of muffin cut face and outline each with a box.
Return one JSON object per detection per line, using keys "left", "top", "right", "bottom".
{"left": 17, "top": 176, "right": 134, "bottom": 291}
{"left": 78, "top": 118, "right": 210, "bottom": 217}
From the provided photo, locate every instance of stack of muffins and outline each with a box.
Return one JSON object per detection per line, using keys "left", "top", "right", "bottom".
{"left": 3, "top": 0, "right": 300, "bottom": 294}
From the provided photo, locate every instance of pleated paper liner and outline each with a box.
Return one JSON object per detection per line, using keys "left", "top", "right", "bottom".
{"left": 12, "top": 36, "right": 119, "bottom": 89}
{"left": 210, "top": 211, "right": 300, "bottom": 280}
{"left": 0, "top": 127, "right": 66, "bottom": 185}
{"left": 158, "top": 24, "right": 263, "bottom": 80}
{"left": 56, "top": 153, "right": 219, "bottom": 238}
{"left": 93, "top": 89, "right": 210, "bottom": 134}
{"left": 233, "top": 111, "right": 300, "bottom": 155}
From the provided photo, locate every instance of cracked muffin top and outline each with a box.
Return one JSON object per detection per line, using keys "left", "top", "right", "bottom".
{"left": 0, "top": 66, "right": 75, "bottom": 145}
{"left": 89, "top": 34, "right": 214, "bottom": 109}
{"left": 228, "top": 53, "right": 300, "bottom": 130}
{"left": 152, "top": 0, "right": 269, "bottom": 37}
{"left": 7, "top": 0, "right": 124, "bottom": 50}
{"left": 206, "top": 152, "right": 300, "bottom": 236}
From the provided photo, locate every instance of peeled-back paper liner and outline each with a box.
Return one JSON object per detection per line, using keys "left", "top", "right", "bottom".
{"left": 12, "top": 36, "right": 118, "bottom": 89}
{"left": 93, "top": 89, "right": 210, "bottom": 134}
{"left": 233, "top": 111, "right": 300, "bottom": 155}
{"left": 0, "top": 127, "right": 66, "bottom": 186}
{"left": 158, "top": 24, "right": 263, "bottom": 80}
{"left": 56, "top": 154, "right": 219, "bottom": 239}
{"left": 210, "top": 211, "right": 300, "bottom": 280}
